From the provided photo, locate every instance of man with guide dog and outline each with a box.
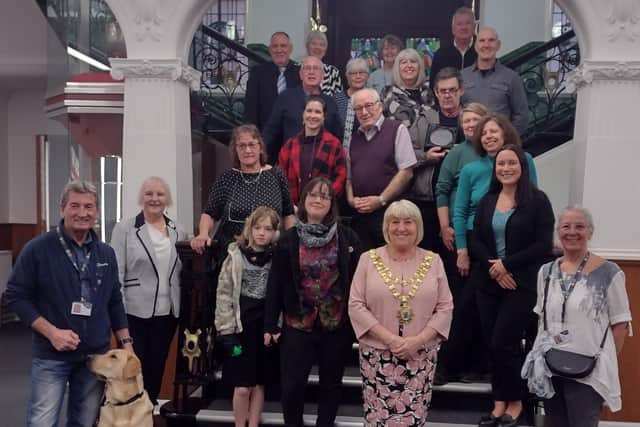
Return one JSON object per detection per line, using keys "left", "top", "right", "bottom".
{"left": 6, "top": 181, "right": 134, "bottom": 427}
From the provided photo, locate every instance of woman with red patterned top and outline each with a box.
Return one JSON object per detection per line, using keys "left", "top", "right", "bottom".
{"left": 277, "top": 95, "right": 347, "bottom": 206}
{"left": 264, "top": 177, "right": 361, "bottom": 427}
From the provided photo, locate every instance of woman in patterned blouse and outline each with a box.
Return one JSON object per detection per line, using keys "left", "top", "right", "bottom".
{"left": 264, "top": 177, "right": 361, "bottom": 427}
{"left": 306, "top": 30, "right": 343, "bottom": 96}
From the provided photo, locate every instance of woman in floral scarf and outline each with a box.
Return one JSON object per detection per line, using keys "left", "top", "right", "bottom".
{"left": 264, "top": 177, "right": 361, "bottom": 427}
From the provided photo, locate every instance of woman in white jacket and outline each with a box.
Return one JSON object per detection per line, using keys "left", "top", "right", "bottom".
{"left": 110, "top": 176, "right": 186, "bottom": 404}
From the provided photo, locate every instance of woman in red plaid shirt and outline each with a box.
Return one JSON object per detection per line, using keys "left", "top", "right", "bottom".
{"left": 277, "top": 95, "right": 347, "bottom": 206}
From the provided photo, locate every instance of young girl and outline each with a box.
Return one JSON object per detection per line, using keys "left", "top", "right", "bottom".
{"left": 215, "top": 206, "right": 280, "bottom": 427}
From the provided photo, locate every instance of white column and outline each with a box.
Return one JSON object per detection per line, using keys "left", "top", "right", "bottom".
{"left": 556, "top": 0, "right": 640, "bottom": 260}
{"left": 110, "top": 59, "right": 200, "bottom": 230}
{"left": 105, "top": 0, "right": 214, "bottom": 232}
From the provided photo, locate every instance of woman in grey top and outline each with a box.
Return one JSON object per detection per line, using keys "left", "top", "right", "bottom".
{"left": 110, "top": 176, "right": 187, "bottom": 404}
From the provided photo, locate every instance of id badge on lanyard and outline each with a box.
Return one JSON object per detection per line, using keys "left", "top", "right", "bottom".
{"left": 57, "top": 226, "right": 94, "bottom": 317}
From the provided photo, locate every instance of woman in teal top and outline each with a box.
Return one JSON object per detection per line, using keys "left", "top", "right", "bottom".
{"left": 436, "top": 102, "right": 490, "bottom": 253}
{"left": 453, "top": 113, "right": 537, "bottom": 277}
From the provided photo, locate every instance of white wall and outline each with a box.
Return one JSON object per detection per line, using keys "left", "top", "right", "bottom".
{"left": 533, "top": 141, "right": 573, "bottom": 221}
{"left": 6, "top": 90, "right": 47, "bottom": 224}
{"left": 245, "top": 0, "right": 311, "bottom": 61}
{"left": 480, "top": 0, "right": 554, "bottom": 54}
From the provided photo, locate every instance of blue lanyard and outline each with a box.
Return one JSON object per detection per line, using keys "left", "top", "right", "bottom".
{"left": 556, "top": 252, "right": 590, "bottom": 324}
{"left": 57, "top": 226, "right": 94, "bottom": 302}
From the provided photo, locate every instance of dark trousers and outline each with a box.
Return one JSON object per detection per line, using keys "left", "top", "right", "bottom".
{"left": 410, "top": 199, "right": 440, "bottom": 252}
{"left": 351, "top": 208, "right": 386, "bottom": 252}
{"left": 127, "top": 314, "right": 178, "bottom": 402}
{"left": 544, "top": 377, "right": 603, "bottom": 427}
{"left": 476, "top": 287, "right": 536, "bottom": 402}
{"left": 437, "top": 246, "right": 488, "bottom": 377}
{"left": 280, "top": 325, "right": 353, "bottom": 427}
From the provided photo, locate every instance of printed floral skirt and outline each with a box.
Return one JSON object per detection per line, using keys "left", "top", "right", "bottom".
{"left": 358, "top": 343, "right": 439, "bottom": 427}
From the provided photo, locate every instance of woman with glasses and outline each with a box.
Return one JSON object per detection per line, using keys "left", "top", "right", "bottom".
{"left": 264, "top": 177, "right": 362, "bottom": 427}
{"left": 333, "top": 58, "right": 369, "bottom": 152}
{"left": 382, "top": 48, "right": 442, "bottom": 251}
{"left": 191, "top": 124, "right": 296, "bottom": 258}
{"left": 277, "top": 95, "right": 347, "bottom": 206}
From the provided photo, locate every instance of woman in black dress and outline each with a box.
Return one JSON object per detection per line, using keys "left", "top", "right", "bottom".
{"left": 190, "top": 124, "right": 295, "bottom": 256}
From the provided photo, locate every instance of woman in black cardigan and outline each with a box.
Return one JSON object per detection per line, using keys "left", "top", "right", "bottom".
{"left": 469, "top": 145, "right": 554, "bottom": 427}
{"left": 264, "top": 177, "right": 361, "bottom": 427}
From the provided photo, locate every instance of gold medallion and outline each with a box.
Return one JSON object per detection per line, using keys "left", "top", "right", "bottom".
{"left": 369, "top": 249, "right": 433, "bottom": 326}
{"left": 398, "top": 304, "right": 413, "bottom": 324}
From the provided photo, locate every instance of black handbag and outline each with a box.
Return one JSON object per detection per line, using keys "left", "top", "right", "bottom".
{"left": 542, "top": 268, "right": 609, "bottom": 379}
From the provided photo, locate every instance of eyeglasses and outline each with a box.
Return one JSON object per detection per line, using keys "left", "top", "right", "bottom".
{"left": 302, "top": 66, "right": 322, "bottom": 72}
{"left": 353, "top": 101, "right": 380, "bottom": 113}
{"left": 437, "top": 87, "right": 460, "bottom": 96}
{"left": 307, "top": 191, "right": 331, "bottom": 201}
{"left": 236, "top": 142, "right": 260, "bottom": 151}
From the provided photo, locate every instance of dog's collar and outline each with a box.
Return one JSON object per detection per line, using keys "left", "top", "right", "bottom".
{"left": 103, "top": 391, "right": 145, "bottom": 407}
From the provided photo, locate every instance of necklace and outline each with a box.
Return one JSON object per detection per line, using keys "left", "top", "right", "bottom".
{"left": 369, "top": 249, "right": 433, "bottom": 325}
{"left": 239, "top": 167, "right": 263, "bottom": 184}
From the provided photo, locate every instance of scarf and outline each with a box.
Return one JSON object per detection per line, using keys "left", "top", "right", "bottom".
{"left": 295, "top": 220, "right": 337, "bottom": 248}
{"left": 239, "top": 245, "right": 273, "bottom": 267}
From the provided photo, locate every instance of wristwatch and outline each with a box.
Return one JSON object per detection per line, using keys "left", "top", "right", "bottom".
{"left": 379, "top": 195, "right": 387, "bottom": 207}
{"left": 118, "top": 337, "right": 134, "bottom": 347}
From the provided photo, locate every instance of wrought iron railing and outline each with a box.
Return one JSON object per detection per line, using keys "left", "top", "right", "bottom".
{"left": 503, "top": 30, "right": 579, "bottom": 144}
{"left": 190, "top": 24, "right": 268, "bottom": 137}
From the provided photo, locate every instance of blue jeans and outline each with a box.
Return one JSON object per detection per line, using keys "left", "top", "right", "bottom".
{"left": 27, "top": 357, "right": 104, "bottom": 427}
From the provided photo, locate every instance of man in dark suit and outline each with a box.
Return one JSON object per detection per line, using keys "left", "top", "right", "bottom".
{"left": 263, "top": 56, "right": 343, "bottom": 163}
{"left": 244, "top": 31, "right": 301, "bottom": 130}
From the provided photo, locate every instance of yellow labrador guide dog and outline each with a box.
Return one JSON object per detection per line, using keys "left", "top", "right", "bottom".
{"left": 89, "top": 349, "right": 154, "bottom": 427}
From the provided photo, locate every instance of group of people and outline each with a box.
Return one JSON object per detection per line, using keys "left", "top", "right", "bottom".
{"left": 198, "top": 5, "right": 630, "bottom": 427}
{"left": 2, "top": 6, "right": 632, "bottom": 427}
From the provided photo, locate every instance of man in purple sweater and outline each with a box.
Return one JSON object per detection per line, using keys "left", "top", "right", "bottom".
{"left": 345, "top": 88, "right": 417, "bottom": 250}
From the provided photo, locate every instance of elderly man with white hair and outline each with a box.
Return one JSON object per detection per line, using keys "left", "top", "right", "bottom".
{"left": 345, "top": 88, "right": 417, "bottom": 250}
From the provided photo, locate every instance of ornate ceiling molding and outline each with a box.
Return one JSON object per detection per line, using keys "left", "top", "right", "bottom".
{"left": 110, "top": 59, "right": 202, "bottom": 90}
{"left": 131, "top": 0, "right": 168, "bottom": 42}
{"left": 605, "top": 0, "right": 640, "bottom": 42}
{"left": 566, "top": 61, "right": 640, "bottom": 92}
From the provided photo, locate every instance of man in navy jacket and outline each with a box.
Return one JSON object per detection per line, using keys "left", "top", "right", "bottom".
{"left": 6, "top": 181, "right": 132, "bottom": 427}
{"left": 243, "top": 31, "right": 301, "bottom": 130}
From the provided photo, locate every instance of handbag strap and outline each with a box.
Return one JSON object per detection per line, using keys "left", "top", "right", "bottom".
{"left": 542, "top": 263, "right": 610, "bottom": 351}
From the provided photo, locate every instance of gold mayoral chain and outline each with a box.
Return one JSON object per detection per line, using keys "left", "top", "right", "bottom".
{"left": 368, "top": 249, "right": 433, "bottom": 325}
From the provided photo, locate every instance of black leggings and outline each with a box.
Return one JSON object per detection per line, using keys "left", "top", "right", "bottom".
{"left": 279, "top": 325, "right": 353, "bottom": 427}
